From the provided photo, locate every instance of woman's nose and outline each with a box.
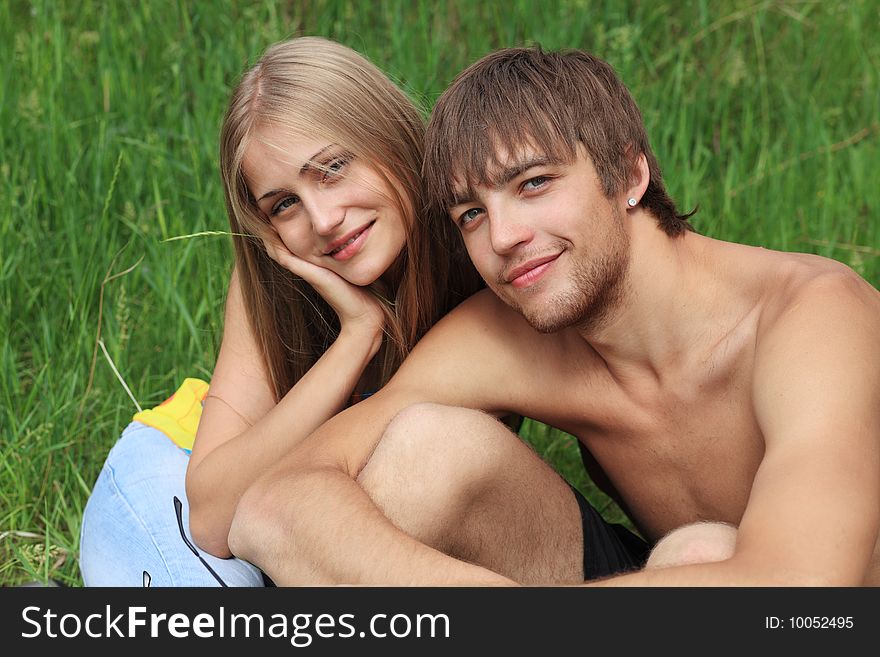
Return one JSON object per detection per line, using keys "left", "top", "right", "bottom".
{"left": 308, "top": 197, "right": 346, "bottom": 236}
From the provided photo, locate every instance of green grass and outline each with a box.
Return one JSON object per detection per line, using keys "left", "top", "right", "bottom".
{"left": 1, "top": 0, "right": 878, "bottom": 585}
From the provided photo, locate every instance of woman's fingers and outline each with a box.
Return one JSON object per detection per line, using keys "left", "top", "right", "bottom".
{"left": 260, "top": 230, "right": 384, "bottom": 331}
{"left": 263, "top": 236, "right": 341, "bottom": 293}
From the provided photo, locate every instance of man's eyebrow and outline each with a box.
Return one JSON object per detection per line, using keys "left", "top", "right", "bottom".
{"left": 492, "top": 156, "right": 556, "bottom": 188}
{"left": 255, "top": 144, "right": 336, "bottom": 203}
{"left": 449, "top": 189, "right": 473, "bottom": 209}
{"left": 448, "top": 156, "right": 557, "bottom": 208}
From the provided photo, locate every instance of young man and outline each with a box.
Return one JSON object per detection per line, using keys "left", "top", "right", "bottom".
{"left": 226, "top": 47, "right": 880, "bottom": 586}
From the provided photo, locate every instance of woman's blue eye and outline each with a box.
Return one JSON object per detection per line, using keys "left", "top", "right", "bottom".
{"left": 271, "top": 196, "right": 299, "bottom": 216}
{"left": 321, "top": 156, "right": 350, "bottom": 182}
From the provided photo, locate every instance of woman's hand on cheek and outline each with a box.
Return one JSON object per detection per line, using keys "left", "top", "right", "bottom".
{"left": 261, "top": 229, "right": 385, "bottom": 354}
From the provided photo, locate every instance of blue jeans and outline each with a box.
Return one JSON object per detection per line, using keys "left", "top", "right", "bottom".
{"left": 80, "top": 421, "right": 265, "bottom": 586}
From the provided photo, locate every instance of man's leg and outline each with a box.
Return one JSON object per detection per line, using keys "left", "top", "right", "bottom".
{"left": 231, "top": 402, "right": 737, "bottom": 585}
{"left": 360, "top": 404, "right": 743, "bottom": 581}
{"left": 355, "top": 403, "right": 585, "bottom": 585}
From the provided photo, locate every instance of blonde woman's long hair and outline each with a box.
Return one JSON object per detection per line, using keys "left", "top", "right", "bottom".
{"left": 219, "top": 37, "right": 481, "bottom": 401}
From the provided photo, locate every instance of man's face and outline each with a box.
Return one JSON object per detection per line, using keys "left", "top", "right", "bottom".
{"left": 447, "top": 146, "right": 630, "bottom": 333}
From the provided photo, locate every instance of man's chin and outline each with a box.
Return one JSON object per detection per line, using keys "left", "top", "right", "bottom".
{"left": 495, "top": 287, "right": 584, "bottom": 334}
{"left": 524, "top": 312, "right": 579, "bottom": 334}
{"left": 520, "top": 299, "right": 587, "bottom": 334}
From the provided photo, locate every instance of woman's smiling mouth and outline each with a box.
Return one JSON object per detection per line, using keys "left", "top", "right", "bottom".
{"left": 326, "top": 221, "right": 376, "bottom": 260}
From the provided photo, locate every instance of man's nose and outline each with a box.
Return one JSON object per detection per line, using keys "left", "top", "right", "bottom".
{"left": 487, "top": 201, "right": 534, "bottom": 254}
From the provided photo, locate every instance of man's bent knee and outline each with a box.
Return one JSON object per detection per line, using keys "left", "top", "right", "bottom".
{"left": 228, "top": 477, "right": 279, "bottom": 565}
{"left": 645, "top": 521, "right": 738, "bottom": 569}
{"left": 378, "top": 403, "right": 499, "bottom": 452}
{"left": 359, "top": 403, "right": 506, "bottom": 496}
{"left": 357, "top": 403, "right": 518, "bottom": 550}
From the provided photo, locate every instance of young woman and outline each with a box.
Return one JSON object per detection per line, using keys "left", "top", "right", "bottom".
{"left": 79, "top": 36, "right": 482, "bottom": 586}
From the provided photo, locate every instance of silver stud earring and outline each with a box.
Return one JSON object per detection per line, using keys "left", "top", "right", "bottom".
{"left": 627, "top": 198, "right": 638, "bottom": 207}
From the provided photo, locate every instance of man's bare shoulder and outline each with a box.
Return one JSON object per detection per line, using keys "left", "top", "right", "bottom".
{"left": 449, "top": 287, "right": 526, "bottom": 320}
{"left": 757, "top": 251, "right": 880, "bottom": 335}
{"left": 422, "top": 288, "right": 539, "bottom": 344}
{"left": 387, "top": 289, "right": 543, "bottom": 401}
{"left": 750, "top": 252, "right": 880, "bottom": 399}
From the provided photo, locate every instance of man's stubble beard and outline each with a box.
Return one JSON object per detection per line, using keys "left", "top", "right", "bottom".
{"left": 510, "top": 210, "right": 630, "bottom": 335}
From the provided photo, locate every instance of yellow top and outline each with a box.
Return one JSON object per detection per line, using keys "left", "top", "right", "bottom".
{"left": 133, "top": 378, "right": 208, "bottom": 453}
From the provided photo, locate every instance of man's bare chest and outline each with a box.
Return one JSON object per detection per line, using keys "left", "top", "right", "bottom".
{"left": 531, "top": 367, "right": 767, "bottom": 540}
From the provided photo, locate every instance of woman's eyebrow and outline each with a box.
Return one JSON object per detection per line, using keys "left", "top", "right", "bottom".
{"left": 255, "top": 144, "right": 339, "bottom": 203}
{"left": 298, "top": 144, "right": 336, "bottom": 176}
{"left": 257, "top": 188, "right": 286, "bottom": 203}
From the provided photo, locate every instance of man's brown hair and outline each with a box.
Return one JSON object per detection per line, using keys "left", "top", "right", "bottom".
{"left": 423, "top": 47, "right": 695, "bottom": 236}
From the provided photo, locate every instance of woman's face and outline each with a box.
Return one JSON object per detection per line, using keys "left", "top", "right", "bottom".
{"left": 243, "top": 129, "right": 408, "bottom": 286}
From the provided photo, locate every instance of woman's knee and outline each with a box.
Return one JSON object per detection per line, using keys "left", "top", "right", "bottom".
{"left": 80, "top": 460, "right": 176, "bottom": 586}
{"left": 81, "top": 425, "right": 261, "bottom": 586}
{"left": 645, "top": 521, "right": 738, "bottom": 569}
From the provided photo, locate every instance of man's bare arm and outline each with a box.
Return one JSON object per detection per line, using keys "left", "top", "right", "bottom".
{"left": 589, "top": 272, "right": 880, "bottom": 586}
{"left": 227, "top": 291, "right": 530, "bottom": 585}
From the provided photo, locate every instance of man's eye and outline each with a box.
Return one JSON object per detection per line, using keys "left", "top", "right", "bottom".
{"left": 458, "top": 208, "right": 483, "bottom": 227}
{"left": 271, "top": 196, "right": 299, "bottom": 216}
{"left": 522, "top": 176, "right": 549, "bottom": 191}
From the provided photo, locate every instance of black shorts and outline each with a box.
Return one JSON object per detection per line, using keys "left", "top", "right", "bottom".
{"left": 571, "top": 486, "right": 651, "bottom": 580}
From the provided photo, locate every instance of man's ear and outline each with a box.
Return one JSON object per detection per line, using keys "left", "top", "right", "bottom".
{"left": 623, "top": 150, "right": 650, "bottom": 210}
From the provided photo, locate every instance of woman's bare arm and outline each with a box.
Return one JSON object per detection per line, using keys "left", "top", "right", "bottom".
{"left": 185, "top": 266, "right": 381, "bottom": 557}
